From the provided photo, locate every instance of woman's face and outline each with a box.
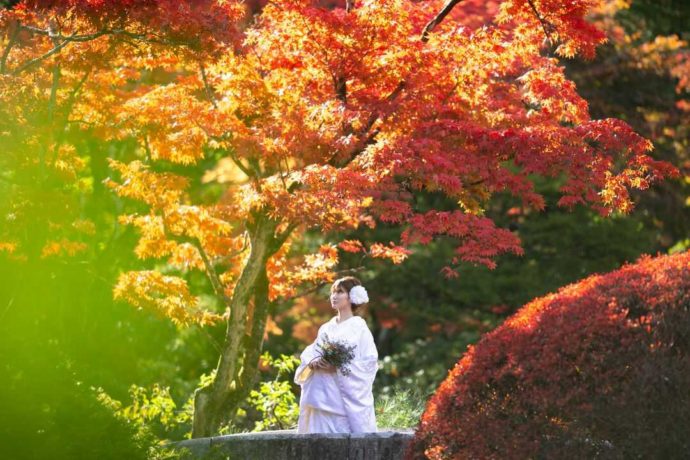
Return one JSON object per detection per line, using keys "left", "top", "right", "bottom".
{"left": 330, "top": 284, "right": 351, "bottom": 311}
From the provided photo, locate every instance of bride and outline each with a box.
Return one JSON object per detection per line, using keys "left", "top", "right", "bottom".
{"left": 293, "top": 276, "right": 378, "bottom": 434}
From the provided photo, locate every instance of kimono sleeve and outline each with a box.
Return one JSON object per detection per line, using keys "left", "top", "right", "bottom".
{"left": 293, "top": 323, "right": 326, "bottom": 386}
{"left": 335, "top": 319, "right": 378, "bottom": 432}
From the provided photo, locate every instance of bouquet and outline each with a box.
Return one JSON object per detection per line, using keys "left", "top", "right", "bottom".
{"left": 314, "top": 334, "right": 357, "bottom": 376}
{"left": 296, "top": 334, "right": 357, "bottom": 384}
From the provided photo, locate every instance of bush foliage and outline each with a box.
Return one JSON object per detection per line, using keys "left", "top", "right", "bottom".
{"left": 409, "top": 251, "right": 690, "bottom": 459}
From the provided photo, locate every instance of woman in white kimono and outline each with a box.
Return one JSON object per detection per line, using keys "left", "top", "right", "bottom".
{"left": 294, "top": 276, "right": 378, "bottom": 434}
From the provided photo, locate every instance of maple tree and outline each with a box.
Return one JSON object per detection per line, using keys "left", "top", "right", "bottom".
{"left": 0, "top": 0, "right": 677, "bottom": 437}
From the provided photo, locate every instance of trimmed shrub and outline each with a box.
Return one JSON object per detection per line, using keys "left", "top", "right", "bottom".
{"left": 408, "top": 251, "right": 690, "bottom": 459}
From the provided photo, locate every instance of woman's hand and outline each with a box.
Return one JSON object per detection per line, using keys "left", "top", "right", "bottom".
{"left": 309, "top": 357, "right": 336, "bottom": 373}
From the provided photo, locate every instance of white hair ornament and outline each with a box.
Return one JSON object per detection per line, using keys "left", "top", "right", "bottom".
{"left": 349, "top": 285, "right": 369, "bottom": 305}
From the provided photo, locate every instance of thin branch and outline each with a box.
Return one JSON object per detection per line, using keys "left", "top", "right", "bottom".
{"left": 47, "top": 62, "right": 61, "bottom": 123}
{"left": 11, "top": 26, "right": 198, "bottom": 76}
{"left": 526, "top": 0, "right": 556, "bottom": 44}
{"left": 168, "top": 233, "right": 233, "bottom": 307}
{"left": 45, "top": 61, "right": 61, "bottom": 170}
{"left": 199, "top": 61, "right": 218, "bottom": 109}
{"left": 192, "top": 236, "right": 234, "bottom": 307}
{"left": 273, "top": 222, "right": 299, "bottom": 251}
{"left": 279, "top": 266, "right": 365, "bottom": 303}
{"left": 195, "top": 323, "right": 223, "bottom": 354}
{"left": 143, "top": 135, "right": 153, "bottom": 162}
{"left": 0, "top": 298, "right": 14, "bottom": 323}
{"left": 11, "top": 34, "right": 72, "bottom": 76}
{"left": 228, "top": 149, "right": 255, "bottom": 178}
{"left": 160, "top": 211, "right": 232, "bottom": 308}
{"left": 64, "top": 67, "right": 92, "bottom": 110}
{"left": 328, "top": 80, "right": 405, "bottom": 168}
{"left": 281, "top": 283, "right": 325, "bottom": 303}
{"left": 466, "top": 178, "right": 485, "bottom": 187}
{"left": 333, "top": 3, "right": 351, "bottom": 105}
{"left": 328, "top": 0, "right": 468, "bottom": 168}
{"left": 211, "top": 231, "right": 249, "bottom": 266}
{"left": 281, "top": 155, "right": 293, "bottom": 184}
{"left": 19, "top": 25, "right": 194, "bottom": 47}
{"left": 422, "top": 0, "right": 465, "bottom": 43}
{"left": 334, "top": 73, "right": 347, "bottom": 105}
{"left": 274, "top": 152, "right": 289, "bottom": 191}
{"left": 248, "top": 157, "right": 263, "bottom": 179}
{"left": 46, "top": 20, "right": 61, "bottom": 124}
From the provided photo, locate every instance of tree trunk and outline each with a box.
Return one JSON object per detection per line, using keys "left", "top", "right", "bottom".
{"left": 216, "top": 265, "right": 272, "bottom": 426}
{"left": 192, "top": 212, "right": 279, "bottom": 438}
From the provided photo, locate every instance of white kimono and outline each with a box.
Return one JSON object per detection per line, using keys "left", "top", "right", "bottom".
{"left": 294, "top": 315, "right": 378, "bottom": 434}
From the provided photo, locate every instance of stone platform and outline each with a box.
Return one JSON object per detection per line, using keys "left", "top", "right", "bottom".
{"left": 174, "top": 429, "right": 414, "bottom": 460}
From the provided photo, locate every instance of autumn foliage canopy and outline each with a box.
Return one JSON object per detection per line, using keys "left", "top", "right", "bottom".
{"left": 1, "top": 0, "right": 678, "bottom": 325}
{"left": 409, "top": 250, "right": 690, "bottom": 459}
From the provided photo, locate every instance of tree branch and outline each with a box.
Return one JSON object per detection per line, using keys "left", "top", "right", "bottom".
{"left": 526, "top": 0, "right": 556, "bottom": 43}
{"left": 49, "top": 66, "right": 93, "bottom": 167}
{"left": 212, "top": 231, "right": 249, "bottom": 267}
{"left": 162, "top": 216, "right": 232, "bottom": 308}
{"left": 19, "top": 24, "right": 196, "bottom": 47}
{"left": 329, "top": 0, "right": 466, "bottom": 167}
{"left": 192, "top": 235, "right": 233, "bottom": 308}
{"left": 422, "top": 0, "right": 465, "bottom": 43}
{"left": 47, "top": 61, "right": 60, "bottom": 124}
{"left": 328, "top": 80, "right": 405, "bottom": 168}
{"left": 276, "top": 221, "right": 298, "bottom": 245}
{"left": 229, "top": 150, "right": 255, "bottom": 179}
{"left": 199, "top": 61, "right": 218, "bottom": 109}
{"left": 12, "top": 35, "right": 70, "bottom": 76}
{"left": 334, "top": 73, "right": 347, "bottom": 105}
{"left": 279, "top": 266, "right": 365, "bottom": 303}
{"left": 11, "top": 26, "right": 199, "bottom": 76}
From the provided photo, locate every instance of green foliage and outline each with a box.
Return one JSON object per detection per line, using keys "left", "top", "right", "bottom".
{"left": 374, "top": 388, "right": 426, "bottom": 430}
{"left": 376, "top": 332, "right": 481, "bottom": 398}
{"left": 246, "top": 353, "right": 300, "bottom": 431}
{"left": 96, "top": 384, "right": 193, "bottom": 437}
{"left": 95, "top": 384, "right": 193, "bottom": 459}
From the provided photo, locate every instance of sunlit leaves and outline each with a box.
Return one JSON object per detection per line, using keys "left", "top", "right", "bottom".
{"left": 114, "top": 270, "right": 222, "bottom": 326}
{"left": 115, "top": 83, "right": 211, "bottom": 165}
{"left": 105, "top": 159, "right": 189, "bottom": 209}
{"left": 368, "top": 242, "right": 411, "bottom": 264}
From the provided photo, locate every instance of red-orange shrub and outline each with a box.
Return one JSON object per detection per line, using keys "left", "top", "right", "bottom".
{"left": 408, "top": 251, "right": 690, "bottom": 459}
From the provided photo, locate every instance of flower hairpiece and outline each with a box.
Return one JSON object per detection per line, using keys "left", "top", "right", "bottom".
{"left": 349, "top": 285, "right": 369, "bottom": 305}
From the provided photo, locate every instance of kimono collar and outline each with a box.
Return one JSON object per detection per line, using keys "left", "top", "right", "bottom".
{"left": 333, "top": 315, "right": 359, "bottom": 326}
